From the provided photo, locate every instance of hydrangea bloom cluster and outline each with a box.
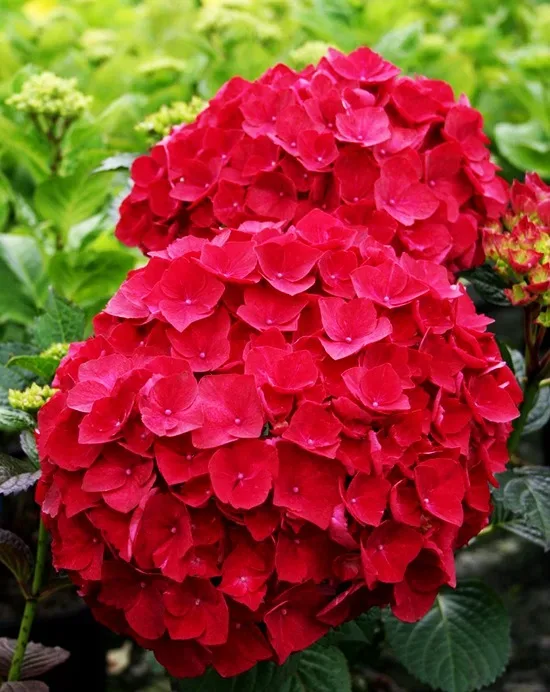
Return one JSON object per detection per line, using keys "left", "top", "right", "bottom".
{"left": 484, "top": 173, "right": 550, "bottom": 320}
{"left": 116, "top": 47, "right": 507, "bottom": 273}
{"left": 37, "top": 202, "right": 520, "bottom": 677}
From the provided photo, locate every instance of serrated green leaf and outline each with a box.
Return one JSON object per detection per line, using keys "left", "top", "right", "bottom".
{"left": 0, "top": 528, "right": 33, "bottom": 587}
{"left": 461, "top": 265, "right": 510, "bottom": 306}
{"left": 34, "top": 169, "right": 112, "bottom": 237}
{"left": 7, "top": 355, "right": 59, "bottom": 381}
{"left": 0, "top": 452, "right": 40, "bottom": 494}
{"left": 29, "top": 294, "right": 85, "bottom": 350}
{"left": 0, "top": 407, "right": 35, "bottom": 433}
{"left": 0, "top": 365, "right": 28, "bottom": 406}
{"left": 502, "top": 466, "right": 550, "bottom": 549}
{"left": 384, "top": 581, "right": 510, "bottom": 692}
{"left": 172, "top": 644, "right": 351, "bottom": 692}
{"left": 0, "top": 343, "right": 35, "bottom": 366}
{"left": 522, "top": 387, "right": 550, "bottom": 436}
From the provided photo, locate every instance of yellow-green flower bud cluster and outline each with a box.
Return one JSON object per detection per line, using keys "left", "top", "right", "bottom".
{"left": 8, "top": 383, "right": 58, "bottom": 412}
{"left": 136, "top": 97, "right": 207, "bottom": 140}
{"left": 7, "top": 72, "right": 92, "bottom": 120}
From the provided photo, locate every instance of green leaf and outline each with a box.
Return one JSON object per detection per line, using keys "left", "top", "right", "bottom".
{"left": 0, "top": 115, "right": 51, "bottom": 182}
{"left": 522, "top": 387, "right": 550, "bottom": 436}
{"left": 0, "top": 342, "right": 35, "bottom": 365}
{"left": 0, "top": 259, "right": 37, "bottom": 326}
{"left": 172, "top": 644, "right": 351, "bottom": 692}
{"left": 0, "top": 235, "right": 48, "bottom": 309}
{"left": 0, "top": 638, "right": 70, "bottom": 679}
{"left": 0, "top": 452, "right": 40, "bottom": 494}
{"left": 34, "top": 169, "right": 112, "bottom": 238}
{"left": 93, "top": 153, "right": 136, "bottom": 172}
{"left": 323, "top": 610, "right": 380, "bottom": 647}
{"left": 7, "top": 355, "right": 59, "bottom": 381}
{"left": 29, "top": 294, "right": 85, "bottom": 350}
{"left": 461, "top": 265, "right": 510, "bottom": 306}
{"left": 20, "top": 430, "right": 39, "bottom": 466}
{"left": 0, "top": 407, "right": 35, "bottom": 433}
{"left": 0, "top": 366, "right": 28, "bottom": 406}
{"left": 384, "top": 581, "right": 510, "bottom": 692}
{"left": 495, "top": 120, "right": 550, "bottom": 176}
{"left": 0, "top": 528, "right": 33, "bottom": 586}
{"left": 502, "top": 466, "right": 550, "bottom": 549}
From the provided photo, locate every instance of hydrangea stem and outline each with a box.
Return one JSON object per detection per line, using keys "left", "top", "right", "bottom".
{"left": 8, "top": 519, "right": 49, "bottom": 681}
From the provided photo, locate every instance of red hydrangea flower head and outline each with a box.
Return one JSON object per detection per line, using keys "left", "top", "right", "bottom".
{"left": 116, "top": 47, "right": 507, "bottom": 273}
{"left": 38, "top": 49, "right": 518, "bottom": 681}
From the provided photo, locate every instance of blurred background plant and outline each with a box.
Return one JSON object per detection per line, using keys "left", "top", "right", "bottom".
{"left": 0, "top": 1, "right": 548, "bottom": 691}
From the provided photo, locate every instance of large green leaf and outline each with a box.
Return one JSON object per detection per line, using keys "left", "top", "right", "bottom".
{"left": 384, "top": 581, "right": 510, "bottom": 692}
{"left": 172, "top": 644, "right": 351, "bottom": 692}
{"left": 29, "top": 293, "right": 85, "bottom": 350}
{"left": 0, "top": 259, "right": 37, "bottom": 326}
{"left": 523, "top": 387, "right": 550, "bottom": 436}
{"left": 34, "top": 169, "right": 112, "bottom": 238}
{"left": 502, "top": 466, "right": 550, "bottom": 549}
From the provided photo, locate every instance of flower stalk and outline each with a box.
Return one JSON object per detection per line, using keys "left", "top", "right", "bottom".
{"left": 8, "top": 519, "right": 49, "bottom": 681}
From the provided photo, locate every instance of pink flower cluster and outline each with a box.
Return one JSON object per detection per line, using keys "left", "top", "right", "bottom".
{"left": 37, "top": 217, "right": 520, "bottom": 677}
{"left": 116, "top": 47, "right": 507, "bottom": 272}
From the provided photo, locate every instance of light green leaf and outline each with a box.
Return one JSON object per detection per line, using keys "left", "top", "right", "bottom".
{"left": 495, "top": 120, "right": 550, "bottom": 176}
{"left": 34, "top": 169, "right": 112, "bottom": 238}
{"left": 29, "top": 293, "right": 85, "bottom": 350}
{"left": 0, "top": 260, "right": 37, "bottom": 326}
{"left": 0, "top": 115, "right": 51, "bottom": 181}
{"left": 0, "top": 235, "right": 48, "bottom": 308}
{"left": 93, "top": 153, "right": 136, "bottom": 172}
{"left": 384, "top": 581, "right": 510, "bottom": 692}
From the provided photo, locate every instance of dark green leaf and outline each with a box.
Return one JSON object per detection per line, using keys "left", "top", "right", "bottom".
{"left": 0, "top": 343, "right": 35, "bottom": 366}
{"left": 38, "top": 575, "right": 74, "bottom": 601}
{"left": 0, "top": 408, "right": 35, "bottom": 433}
{"left": 172, "top": 644, "right": 351, "bottom": 692}
{"left": 29, "top": 294, "right": 85, "bottom": 350}
{"left": 0, "top": 529, "right": 33, "bottom": 586}
{"left": 0, "top": 639, "right": 69, "bottom": 679}
{"left": 523, "top": 387, "right": 550, "bottom": 436}
{"left": 461, "top": 265, "right": 510, "bottom": 306}
{"left": 0, "top": 366, "right": 28, "bottom": 406}
{"left": 0, "top": 453, "right": 40, "bottom": 494}
{"left": 20, "top": 430, "right": 39, "bottom": 465}
{"left": 323, "top": 610, "right": 380, "bottom": 646}
{"left": 7, "top": 355, "right": 59, "bottom": 381}
{"left": 384, "top": 581, "right": 510, "bottom": 692}
{"left": 502, "top": 466, "right": 550, "bottom": 549}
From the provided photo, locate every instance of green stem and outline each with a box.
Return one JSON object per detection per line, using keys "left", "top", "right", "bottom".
{"left": 7, "top": 520, "right": 49, "bottom": 681}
